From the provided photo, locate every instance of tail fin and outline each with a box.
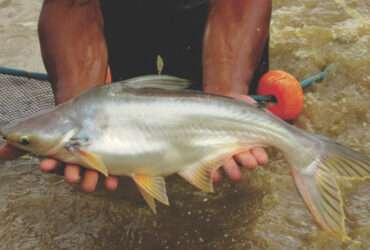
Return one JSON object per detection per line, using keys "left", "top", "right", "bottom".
{"left": 291, "top": 137, "right": 370, "bottom": 241}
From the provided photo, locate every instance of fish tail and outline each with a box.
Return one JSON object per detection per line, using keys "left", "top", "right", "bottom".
{"left": 291, "top": 136, "right": 370, "bottom": 241}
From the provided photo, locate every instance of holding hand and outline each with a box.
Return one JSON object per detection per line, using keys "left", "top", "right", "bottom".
{"left": 212, "top": 95, "right": 269, "bottom": 182}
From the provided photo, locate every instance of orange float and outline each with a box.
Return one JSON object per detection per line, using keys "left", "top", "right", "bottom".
{"left": 257, "top": 70, "right": 304, "bottom": 120}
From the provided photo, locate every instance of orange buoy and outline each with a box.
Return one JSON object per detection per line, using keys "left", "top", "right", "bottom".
{"left": 257, "top": 70, "right": 304, "bottom": 120}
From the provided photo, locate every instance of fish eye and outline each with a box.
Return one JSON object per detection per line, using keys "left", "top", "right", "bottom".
{"left": 19, "top": 136, "right": 30, "bottom": 145}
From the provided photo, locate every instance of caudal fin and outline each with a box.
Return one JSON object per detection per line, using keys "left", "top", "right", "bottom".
{"left": 291, "top": 137, "right": 370, "bottom": 241}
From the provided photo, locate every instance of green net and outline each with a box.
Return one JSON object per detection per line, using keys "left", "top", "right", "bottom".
{"left": 0, "top": 73, "right": 54, "bottom": 143}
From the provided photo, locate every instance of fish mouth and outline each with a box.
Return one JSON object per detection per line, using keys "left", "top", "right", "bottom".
{"left": 0, "top": 124, "right": 13, "bottom": 140}
{"left": 0, "top": 126, "right": 12, "bottom": 141}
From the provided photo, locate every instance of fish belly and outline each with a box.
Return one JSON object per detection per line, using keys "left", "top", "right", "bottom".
{"left": 85, "top": 123, "right": 244, "bottom": 177}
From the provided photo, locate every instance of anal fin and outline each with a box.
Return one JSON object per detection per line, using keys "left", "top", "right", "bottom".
{"left": 138, "top": 187, "right": 157, "bottom": 214}
{"left": 132, "top": 175, "right": 169, "bottom": 212}
{"left": 178, "top": 147, "right": 246, "bottom": 193}
{"left": 178, "top": 161, "right": 221, "bottom": 193}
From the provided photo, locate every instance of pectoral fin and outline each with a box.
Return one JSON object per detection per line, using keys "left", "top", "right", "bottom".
{"left": 132, "top": 175, "right": 169, "bottom": 212}
{"left": 68, "top": 147, "right": 109, "bottom": 177}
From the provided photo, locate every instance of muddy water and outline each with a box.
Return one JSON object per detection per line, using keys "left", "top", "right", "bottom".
{"left": 0, "top": 0, "right": 44, "bottom": 72}
{"left": 0, "top": 0, "right": 369, "bottom": 249}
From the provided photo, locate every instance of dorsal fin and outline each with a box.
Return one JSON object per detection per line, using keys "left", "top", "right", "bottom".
{"left": 120, "top": 75, "right": 191, "bottom": 90}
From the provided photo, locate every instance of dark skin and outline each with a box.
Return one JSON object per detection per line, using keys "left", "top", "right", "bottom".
{"left": 0, "top": 0, "right": 271, "bottom": 192}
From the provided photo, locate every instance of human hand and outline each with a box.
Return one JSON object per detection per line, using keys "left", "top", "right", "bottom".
{"left": 0, "top": 143, "right": 25, "bottom": 160}
{"left": 40, "top": 159, "right": 119, "bottom": 192}
{"left": 0, "top": 142, "right": 119, "bottom": 192}
{"left": 212, "top": 94, "right": 269, "bottom": 182}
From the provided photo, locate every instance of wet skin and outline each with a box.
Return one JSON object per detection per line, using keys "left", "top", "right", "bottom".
{"left": 0, "top": 0, "right": 271, "bottom": 192}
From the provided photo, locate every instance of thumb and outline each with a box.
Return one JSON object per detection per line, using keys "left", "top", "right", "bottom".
{"left": 229, "top": 94, "right": 257, "bottom": 105}
{"left": 0, "top": 143, "right": 25, "bottom": 160}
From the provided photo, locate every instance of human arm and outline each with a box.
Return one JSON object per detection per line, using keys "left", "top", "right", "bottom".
{"left": 38, "top": 0, "right": 120, "bottom": 192}
{"left": 203, "top": 0, "right": 272, "bottom": 181}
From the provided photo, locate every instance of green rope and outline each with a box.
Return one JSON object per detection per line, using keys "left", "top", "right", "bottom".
{"left": 0, "top": 65, "right": 332, "bottom": 103}
{"left": 0, "top": 66, "right": 48, "bottom": 81}
{"left": 300, "top": 65, "right": 332, "bottom": 89}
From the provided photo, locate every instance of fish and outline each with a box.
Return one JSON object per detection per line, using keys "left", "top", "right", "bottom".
{"left": 0, "top": 75, "right": 369, "bottom": 241}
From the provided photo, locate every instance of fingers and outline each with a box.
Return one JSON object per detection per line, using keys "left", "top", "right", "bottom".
{"left": 79, "top": 171, "right": 119, "bottom": 192}
{"left": 0, "top": 143, "right": 25, "bottom": 160}
{"left": 234, "top": 151, "right": 258, "bottom": 170}
{"left": 212, "top": 158, "right": 244, "bottom": 183}
{"left": 40, "top": 158, "right": 119, "bottom": 192}
{"left": 104, "top": 176, "right": 119, "bottom": 191}
{"left": 211, "top": 169, "right": 223, "bottom": 183}
{"left": 40, "top": 158, "right": 60, "bottom": 172}
{"left": 64, "top": 164, "right": 81, "bottom": 184}
{"left": 251, "top": 147, "right": 269, "bottom": 165}
{"left": 218, "top": 147, "right": 269, "bottom": 183}
{"left": 229, "top": 94, "right": 257, "bottom": 105}
{"left": 234, "top": 147, "right": 269, "bottom": 170}
{"left": 81, "top": 170, "right": 99, "bottom": 193}
{"left": 222, "top": 158, "right": 241, "bottom": 181}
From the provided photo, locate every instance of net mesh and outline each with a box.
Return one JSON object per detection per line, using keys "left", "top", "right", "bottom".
{"left": 0, "top": 73, "right": 54, "bottom": 143}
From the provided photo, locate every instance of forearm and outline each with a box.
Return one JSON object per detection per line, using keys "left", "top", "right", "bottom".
{"left": 38, "top": 0, "right": 108, "bottom": 104}
{"left": 203, "top": 0, "right": 271, "bottom": 95}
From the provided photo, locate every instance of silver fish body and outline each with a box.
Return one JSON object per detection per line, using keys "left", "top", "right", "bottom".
{"left": 58, "top": 84, "right": 310, "bottom": 176}
{"left": 1, "top": 75, "right": 369, "bottom": 240}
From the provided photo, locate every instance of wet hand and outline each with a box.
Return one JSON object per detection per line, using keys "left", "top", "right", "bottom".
{"left": 0, "top": 143, "right": 25, "bottom": 160}
{"left": 39, "top": 159, "right": 119, "bottom": 192}
{"left": 0, "top": 143, "right": 118, "bottom": 192}
{"left": 212, "top": 94, "right": 269, "bottom": 182}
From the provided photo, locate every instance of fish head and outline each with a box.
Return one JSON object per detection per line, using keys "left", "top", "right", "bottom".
{"left": 0, "top": 107, "right": 76, "bottom": 156}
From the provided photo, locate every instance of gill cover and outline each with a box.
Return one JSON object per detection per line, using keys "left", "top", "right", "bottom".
{"left": 46, "top": 128, "right": 109, "bottom": 177}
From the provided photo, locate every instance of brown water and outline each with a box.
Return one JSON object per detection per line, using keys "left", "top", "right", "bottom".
{"left": 0, "top": 0, "right": 369, "bottom": 249}
{"left": 0, "top": 0, "right": 44, "bottom": 72}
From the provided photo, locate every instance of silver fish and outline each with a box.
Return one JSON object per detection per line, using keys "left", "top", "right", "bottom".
{"left": 1, "top": 75, "right": 369, "bottom": 241}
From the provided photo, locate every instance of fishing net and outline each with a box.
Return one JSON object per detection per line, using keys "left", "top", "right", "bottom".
{"left": 0, "top": 72, "right": 54, "bottom": 143}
